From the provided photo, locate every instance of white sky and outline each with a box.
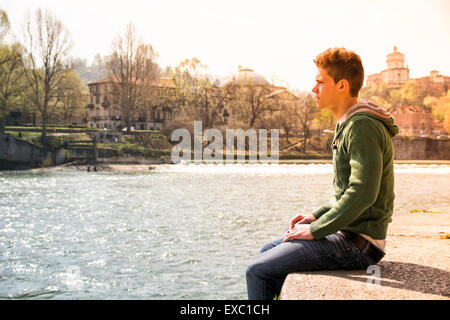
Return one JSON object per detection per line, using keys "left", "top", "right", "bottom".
{"left": 2, "top": 0, "right": 450, "bottom": 91}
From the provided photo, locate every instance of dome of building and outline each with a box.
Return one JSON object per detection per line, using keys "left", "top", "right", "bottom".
{"left": 230, "top": 67, "right": 269, "bottom": 85}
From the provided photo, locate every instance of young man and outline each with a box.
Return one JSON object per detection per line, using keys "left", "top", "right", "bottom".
{"left": 245, "top": 47, "right": 399, "bottom": 300}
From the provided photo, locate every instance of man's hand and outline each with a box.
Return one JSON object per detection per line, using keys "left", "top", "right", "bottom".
{"left": 289, "top": 214, "right": 317, "bottom": 229}
{"left": 283, "top": 224, "right": 314, "bottom": 242}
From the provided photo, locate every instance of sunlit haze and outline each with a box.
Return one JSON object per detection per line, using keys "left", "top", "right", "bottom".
{"left": 2, "top": 0, "right": 450, "bottom": 91}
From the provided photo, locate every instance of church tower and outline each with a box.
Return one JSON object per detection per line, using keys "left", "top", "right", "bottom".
{"left": 381, "top": 46, "right": 410, "bottom": 87}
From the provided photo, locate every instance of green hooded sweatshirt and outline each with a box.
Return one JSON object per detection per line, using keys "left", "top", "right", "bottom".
{"left": 310, "top": 100, "right": 399, "bottom": 240}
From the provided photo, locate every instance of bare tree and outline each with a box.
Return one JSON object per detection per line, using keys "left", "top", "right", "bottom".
{"left": 295, "top": 92, "right": 317, "bottom": 153}
{"left": 264, "top": 94, "right": 298, "bottom": 144}
{"left": 22, "top": 8, "right": 73, "bottom": 142}
{"left": 196, "top": 83, "right": 233, "bottom": 128}
{"left": 0, "top": 9, "right": 10, "bottom": 44}
{"left": 107, "top": 22, "right": 159, "bottom": 132}
{"left": 0, "top": 9, "right": 16, "bottom": 68}
{"left": 228, "top": 81, "right": 279, "bottom": 129}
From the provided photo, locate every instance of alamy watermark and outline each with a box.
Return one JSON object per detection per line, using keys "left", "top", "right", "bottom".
{"left": 366, "top": 265, "right": 381, "bottom": 287}
{"left": 170, "top": 121, "right": 279, "bottom": 164}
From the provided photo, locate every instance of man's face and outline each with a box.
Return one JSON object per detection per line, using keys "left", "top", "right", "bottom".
{"left": 312, "top": 67, "right": 339, "bottom": 110}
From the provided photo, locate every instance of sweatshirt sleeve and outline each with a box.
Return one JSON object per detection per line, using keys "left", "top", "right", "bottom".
{"left": 309, "top": 119, "right": 384, "bottom": 239}
{"left": 312, "top": 203, "right": 332, "bottom": 219}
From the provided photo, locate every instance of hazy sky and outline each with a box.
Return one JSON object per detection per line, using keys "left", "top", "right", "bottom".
{"left": 2, "top": 0, "right": 450, "bottom": 91}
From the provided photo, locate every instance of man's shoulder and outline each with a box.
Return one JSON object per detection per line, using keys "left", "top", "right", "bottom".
{"left": 344, "top": 113, "right": 385, "bottom": 133}
{"left": 341, "top": 114, "right": 388, "bottom": 147}
{"left": 347, "top": 112, "right": 382, "bottom": 124}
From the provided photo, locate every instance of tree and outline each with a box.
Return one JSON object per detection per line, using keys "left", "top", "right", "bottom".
{"left": 400, "top": 80, "right": 426, "bottom": 106}
{"left": 389, "top": 89, "right": 403, "bottom": 108}
{"left": 196, "top": 82, "right": 233, "bottom": 128}
{"left": 427, "top": 90, "right": 450, "bottom": 123}
{"left": 228, "top": 81, "right": 278, "bottom": 129}
{"left": 295, "top": 92, "right": 317, "bottom": 153}
{"left": 22, "top": 8, "right": 73, "bottom": 142}
{"left": 168, "top": 58, "right": 232, "bottom": 129}
{"left": 52, "top": 70, "right": 87, "bottom": 125}
{"left": 444, "top": 106, "right": 450, "bottom": 134}
{"left": 107, "top": 22, "right": 159, "bottom": 133}
{"left": 0, "top": 9, "right": 10, "bottom": 44}
{"left": 261, "top": 91, "right": 297, "bottom": 144}
{"left": 169, "top": 58, "right": 209, "bottom": 121}
{"left": 0, "top": 43, "right": 26, "bottom": 132}
{"left": 314, "top": 108, "right": 335, "bottom": 132}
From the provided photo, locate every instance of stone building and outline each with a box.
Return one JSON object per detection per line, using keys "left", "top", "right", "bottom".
{"left": 229, "top": 67, "right": 271, "bottom": 85}
{"left": 366, "top": 46, "right": 450, "bottom": 89}
{"left": 85, "top": 77, "right": 177, "bottom": 130}
{"left": 415, "top": 70, "right": 450, "bottom": 90}
{"left": 366, "top": 46, "right": 410, "bottom": 88}
{"left": 389, "top": 105, "right": 434, "bottom": 137}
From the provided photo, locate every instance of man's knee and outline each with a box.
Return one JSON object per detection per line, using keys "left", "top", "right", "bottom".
{"left": 260, "top": 242, "right": 274, "bottom": 254}
{"left": 259, "top": 237, "right": 283, "bottom": 254}
{"left": 246, "top": 259, "right": 267, "bottom": 280}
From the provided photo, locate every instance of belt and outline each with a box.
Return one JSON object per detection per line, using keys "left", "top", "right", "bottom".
{"left": 340, "top": 230, "right": 385, "bottom": 263}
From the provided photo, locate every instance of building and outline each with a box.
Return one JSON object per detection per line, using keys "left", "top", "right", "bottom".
{"left": 415, "top": 70, "right": 450, "bottom": 90}
{"left": 85, "top": 77, "right": 177, "bottom": 130}
{"left": 366, "top": 46, "right": 450, "bottom": 89}
{"left": 389, "top": 105, "right": 434, "bottom": 137}
{"left": 229, "top": 67, "right": 271, "bottom": 85}
{"left": 366, "top": 46, "right": 409, "bottom": 88}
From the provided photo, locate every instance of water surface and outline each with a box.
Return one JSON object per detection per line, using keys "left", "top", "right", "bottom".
{"left": 0, "top": 163, "right": 449, "bottom": 299}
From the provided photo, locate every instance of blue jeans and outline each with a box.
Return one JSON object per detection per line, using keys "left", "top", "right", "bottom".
{"left": 245, "top": 232, "right": 378, "bottom": 300}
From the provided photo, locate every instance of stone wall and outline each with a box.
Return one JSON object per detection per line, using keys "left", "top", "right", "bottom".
{"left": 280, "top": 207, "right": 450, "bottom": 300}
{"left": 393, "top": 136, "right": 450, "bottom": 160}
{"left": 0, "top": 133, "right": 72, "bottom": 169}
{"left": 0, "top": 133, "right": 48, "bottom": 169}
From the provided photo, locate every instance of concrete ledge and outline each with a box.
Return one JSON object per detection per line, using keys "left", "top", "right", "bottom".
{"left": 280, "top": 207, "right": 450, "bottom": 300}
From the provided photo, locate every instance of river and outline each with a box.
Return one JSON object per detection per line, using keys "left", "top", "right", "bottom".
{"left": 0, "top": 163, "right": 449, "bottom": 299}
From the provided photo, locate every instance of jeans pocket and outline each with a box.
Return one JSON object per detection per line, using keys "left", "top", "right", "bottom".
{"left": 340, "top": 254, "right": 366, "bottom": 270}
{"left": 329, "top": 246, "right": 362, "bottom": 269}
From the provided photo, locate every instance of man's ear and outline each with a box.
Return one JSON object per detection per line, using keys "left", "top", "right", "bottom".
{"left": 337, "top": 79, "right": 350, "bottom": 93}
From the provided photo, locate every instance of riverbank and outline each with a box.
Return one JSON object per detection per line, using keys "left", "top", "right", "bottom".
{"left": 280, "top": 206, "right": 450, "bottom": 300}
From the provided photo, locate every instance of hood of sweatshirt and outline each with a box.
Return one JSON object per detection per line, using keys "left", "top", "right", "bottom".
{"left": 337, "top": 100, "right": 399, "bottom": 138}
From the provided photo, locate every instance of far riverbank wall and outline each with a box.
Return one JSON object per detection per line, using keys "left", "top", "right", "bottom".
{"left": 393, "top": 136, "right": 450, "bottom": 160}
{"left": 1, "top": 133, "right": 450, "bottom": 169}
{"left": 0, "top": 133, "right": 48, "bottom": 169}
{"left": 0, "top": 133, "right": 69, "bottom": 169}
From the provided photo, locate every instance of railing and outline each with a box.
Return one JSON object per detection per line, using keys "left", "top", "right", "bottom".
{"left": 88, "top": 116, "right": 121, "bottom": 121}
{"left": 87, "top": 116, "right": 171, "bottom": 122}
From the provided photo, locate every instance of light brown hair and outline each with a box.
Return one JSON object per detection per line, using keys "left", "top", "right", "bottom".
{"left": 314, "top": 47, "right": 364, "bottom": 97}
